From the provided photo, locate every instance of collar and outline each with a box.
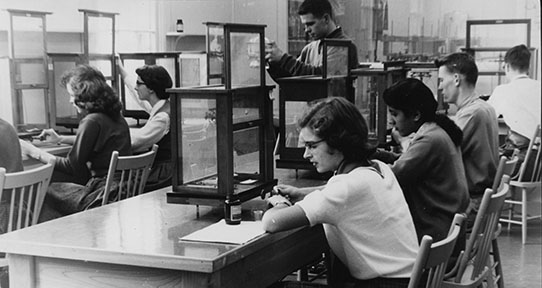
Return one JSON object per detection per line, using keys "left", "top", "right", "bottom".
{"left": 317, "top": 26, "right": 343, "bottom": 51}
{"left": 149, "top": 99, "right": 168, "bottom": 118}
{"left": 511, "top": 74, "right": 530, "bottom": 81}
{"left": 456, "top": 93, "right": 480, "bottom": 111}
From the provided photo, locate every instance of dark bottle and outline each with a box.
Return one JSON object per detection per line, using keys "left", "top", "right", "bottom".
{"left": 176, "top": 19, "right": 184, "bottom": 33}
{"left": 224, "top": 197, "right": 241, "bottom": 225}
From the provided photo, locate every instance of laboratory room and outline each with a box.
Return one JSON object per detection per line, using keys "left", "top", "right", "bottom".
{"left": 0, "top": 0, "right": 540, "bottom": 287}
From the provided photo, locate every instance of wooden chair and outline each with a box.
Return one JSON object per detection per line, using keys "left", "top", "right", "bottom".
{"left": 442, "top": 179, "right": 510, "bottom": 288}
{"left": 408, "top": 213, "right": 465, "bottom": 288}
{"left": 0, "top": 163, "right": 54, "bottom": 267}
{"left": 101, "top": 144, "right": 157, "bottom": 206}
{"left": 499, "top": 125, "right": 541, "bottom": 244}
{"left": 489, "top": 154, "right": 518, "bottom": 288}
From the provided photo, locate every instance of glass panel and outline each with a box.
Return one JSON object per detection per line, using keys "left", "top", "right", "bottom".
{"left": 21, "top": 89, "right": 47, "bottom": 124}
{"left": 208, "top": 25, "right": 224, "bottom": 77}
{"left": 179, "top": 98, "right": 217, "bottom": 183}
{"left": 180, "top": 57, "right": 201, "bottom": 87}
{"left": 232, "top": 92, "right": 261, "bottom": 124}
{"left": 209, "top": 57, "right": 223, "bottom": 77}
{"left": 233, "top": 126, "right": 260, "bottom": 176}
{"left": 476, "top": 76, "right": 504, "bottom": 97}
{"left": 122, "top": 59, "right": 146, "bottom": 111}
{"left": 325, "top": 45, "right": 349, "bottom": 77}
{"left": 472, "top": 51, "right": 506, "bottom": 73}
{"left": 12, "top": 16, "right": 44, "bottom": 58}
{"left": 15, "top": 61, "right": 46, "bottom": 85}
{"left": 355, "top": 76, "right": 378, "bottom": 137}
{"left": 89, "top": 60, "right": 112, "bottom": 77}
{"left": 53, "top": 61, "right": 78, "bottom": 120}
{"left": 230, "top": 32, "right": 261, "bottom": 86}
{"left": 209, "top": 78, "right": 222, "bottom": 85}
{"left": 88, "top": 16, "right": 113, "bottom": 54}
{"left": 155, "top": 58, "right": 176, "bottom": 85}
{"left": 470, "top": 23, "right": 528, "bottom": 48}
{"left": 284, "top": 101, "right": 308, "bottom": 148}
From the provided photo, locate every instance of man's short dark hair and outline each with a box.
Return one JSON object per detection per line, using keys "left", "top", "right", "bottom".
{"left": 505, "top": 44, "right": 531, "bottom": 73}
{"left": 435, "top": 52, "right": 478, "bottom": 86}
{"left": 136, "top": 65, "right": 173, "bottom": 100}
{"left": 298, "top": 0, "right": 333, "bottom": 19}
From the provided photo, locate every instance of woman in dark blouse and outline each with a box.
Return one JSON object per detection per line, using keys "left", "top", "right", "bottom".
{"left": 20, "top": 65, "right": 131, "bottom": 220}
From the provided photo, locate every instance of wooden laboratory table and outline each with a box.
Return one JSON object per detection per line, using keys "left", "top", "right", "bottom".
{"left": 0, "top": 187, "right": 328, "bottom": 288}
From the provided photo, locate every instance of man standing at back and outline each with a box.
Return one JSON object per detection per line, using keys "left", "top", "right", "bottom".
{"left": 435, "top": 53, "right": 499, "bottom": 227}
{"left": 488, "top": 44, "right": 541, "bottom": 159}
{"left": 265, "top": 0, "right": 358, "bottom": 79}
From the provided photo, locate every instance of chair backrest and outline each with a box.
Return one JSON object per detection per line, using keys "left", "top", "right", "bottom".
{"left": 102, "top": 144, "right": 157, "bottom": 205}
{"left": 452, "top": 179, "right": 510, "bottom": 283}
{"left": 491, "top": 154, "right": 519, "bottom": 192}
{"left": 0, "top": 163, "right": 54, "bottom": 233}
{"left": 408, "top": 213, "right": 465, "bottom": 288}
{"left": 517, "top": 125, "right": 541, "bottom": 183}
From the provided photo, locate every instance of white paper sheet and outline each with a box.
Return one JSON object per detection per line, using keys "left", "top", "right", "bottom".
{"left": 179, "top": 220, "right": 266, "bottom": 245}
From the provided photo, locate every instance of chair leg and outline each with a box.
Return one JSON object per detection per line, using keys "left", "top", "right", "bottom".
{"left": 522, "top": 189, "right": 527, "bottom": 244}
{"left": 491, "top": 238, "right": 505, "bottom": 288}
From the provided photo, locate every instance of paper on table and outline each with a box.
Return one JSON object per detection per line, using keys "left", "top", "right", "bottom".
{"left": 180, "top": 219, "right": 266, "bottom": 245}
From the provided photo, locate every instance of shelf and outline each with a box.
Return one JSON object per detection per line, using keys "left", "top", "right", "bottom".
{"left": 166, "top": 32, "right": 204, "bottom": 37}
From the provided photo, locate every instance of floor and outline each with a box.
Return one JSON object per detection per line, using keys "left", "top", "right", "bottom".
{"left": 498, "top": 219, "right": 542, "bottom": 288}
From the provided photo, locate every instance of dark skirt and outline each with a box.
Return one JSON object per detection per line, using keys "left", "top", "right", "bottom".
{"left": 144, "top": 160, "right": 172, "bottom": 192}
{"left": 38, "top": 176, "right": 121, "bottom": 222}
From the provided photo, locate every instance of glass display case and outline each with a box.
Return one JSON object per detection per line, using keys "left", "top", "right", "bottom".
{"left": 167, "top": 23, "right": 276, "bottom": 207}
{"left": 351, "top": 61, "right": 407, "bottom": 145}
{"left": 275, "top": 39, "right": 355, "bottom": 170}
{"left": 6, "top": 9, "right": 51, "bottom": 131}
{"left": 47, "top": 10, "right": 118, "bottom": 130}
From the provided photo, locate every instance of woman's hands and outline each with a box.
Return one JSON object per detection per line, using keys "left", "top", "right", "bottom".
{"left": 272, "top": 184, "right": 319, "bottom": 203}
{"left": 19, "top": 139, "right": 41, "bottom": 160}
{"left": 38, "top": 129, "right": 61, "bottom": 144}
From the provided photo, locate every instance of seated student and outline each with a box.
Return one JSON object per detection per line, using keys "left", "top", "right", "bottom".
{"left": 435, "top": 53, "right": 499, "bottom": 229}
{"left": 374, "top": 78, "right": 469, "bottom": 262}
{"left": 488, "top": 44, "right": 541, "bottom": 163}
{"left": 0, "top": 118, "right": 24, "bottom": 287}
{"left": 117, "top": 59, "right": 173, "bottom": 191}
{"left": 0, "top": 118, "right": 23, "bottom": 173}
{"left": 263, "top": 97, "right": 418, "bottom": 288}
{"left": 19, "top": 65, "right": 131, "bottom": 220}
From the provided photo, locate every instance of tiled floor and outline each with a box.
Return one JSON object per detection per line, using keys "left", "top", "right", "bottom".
{"left": 498, "top": 219, "right": 542, "bottom": 288}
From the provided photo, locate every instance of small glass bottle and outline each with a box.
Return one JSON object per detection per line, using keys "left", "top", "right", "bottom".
{"left": 224, "top": 197, "right": 242, "bottom": 225}
{"left": 176, "top": 19, "right": 184, "bottom": 33}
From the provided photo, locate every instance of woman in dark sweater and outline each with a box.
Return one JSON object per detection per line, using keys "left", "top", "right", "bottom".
{"left": 375, "top": 78, "right": 469, "bottom": 245}
{"left": 20, "top": 65, "right": 131, "bottom": 220}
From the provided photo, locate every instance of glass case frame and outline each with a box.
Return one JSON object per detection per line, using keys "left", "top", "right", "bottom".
{"left": 167, "top": 23, "right": 276, "bottom": 207}
{"left": 6, "top": 9, "right": 52, "bottom": 131}
{"left": 275, "top": 39, "right": 355, "bottom": 170}
{"left": 351, "top": 62, "right": 408, "bottom": 146}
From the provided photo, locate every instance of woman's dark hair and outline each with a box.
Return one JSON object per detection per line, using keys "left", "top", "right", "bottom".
{"left": 383, "top": 78, "right": 462, "bottom": 146}
{"left": 60, "top": 65, "right": 122, "bottom": 119}
{"left": 136, "top": 65, "right": 173, "bottom": 100}
{"left": 298, "top": 97, "right": 373, "bottom": 162}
